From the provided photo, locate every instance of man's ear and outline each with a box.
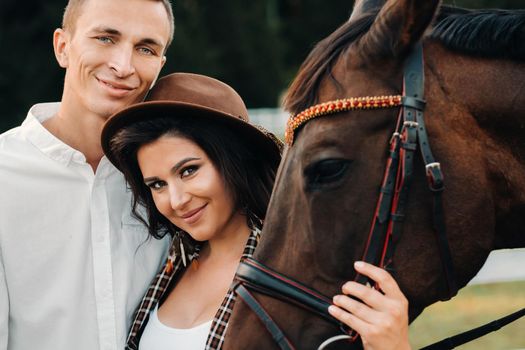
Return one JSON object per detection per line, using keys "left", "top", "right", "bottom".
{"left": 53, "top": 28, "right": 70, "bottom": 68}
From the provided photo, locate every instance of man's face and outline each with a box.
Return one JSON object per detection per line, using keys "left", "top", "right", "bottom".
{"left": 55, "top": 0, "right": 171, "bottom": 120}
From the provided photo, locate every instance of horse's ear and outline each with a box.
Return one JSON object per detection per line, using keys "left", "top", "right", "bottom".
{"left": 349, "top": 0, "right": 385, "bottom": 22}
{"left": 352, "top": 0, "right": 440, "bottom": 62}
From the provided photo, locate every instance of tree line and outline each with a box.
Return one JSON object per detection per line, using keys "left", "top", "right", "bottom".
{"left": 0, "top": 0, "right": 521, "bottom": 132}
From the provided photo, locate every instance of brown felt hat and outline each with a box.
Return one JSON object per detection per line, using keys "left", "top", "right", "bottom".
{"left": 102, "top": 73, "right": 283, "bottom": 170}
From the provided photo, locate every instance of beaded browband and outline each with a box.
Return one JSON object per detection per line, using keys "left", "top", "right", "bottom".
{"left": 285, "top": 95, "right": 403, "bottom": 145}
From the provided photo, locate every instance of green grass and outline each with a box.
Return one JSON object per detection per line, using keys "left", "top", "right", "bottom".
{"left": 409, "top": 281, "right": 525, "bottom": 349}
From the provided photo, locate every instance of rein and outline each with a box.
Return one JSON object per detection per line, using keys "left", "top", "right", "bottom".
{"left": 231, "top": 44, "right": 523, "bottom": 349}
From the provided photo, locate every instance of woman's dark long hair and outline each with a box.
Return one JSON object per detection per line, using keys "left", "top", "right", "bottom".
{"left": 109, "top": 116, "right": 279, "bottom": 248}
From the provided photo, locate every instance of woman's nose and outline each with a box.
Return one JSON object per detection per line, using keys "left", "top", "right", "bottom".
{"left": 169, "top": 184, "right": 191, "bottom": 211}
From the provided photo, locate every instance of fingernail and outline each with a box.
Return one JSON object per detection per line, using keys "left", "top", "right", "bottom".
{"left": 333, "top": 295, "right": 341, "bottom": 303}
{"left": 354, "top": 261, "right": 365, "bottom": 269}
{"left": 328, "top": 305, "right": 338, "bottom": 314}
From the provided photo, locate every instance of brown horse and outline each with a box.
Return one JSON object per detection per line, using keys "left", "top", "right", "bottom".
{"left": 224, "top": 0, "right": 525, "bottom": 349}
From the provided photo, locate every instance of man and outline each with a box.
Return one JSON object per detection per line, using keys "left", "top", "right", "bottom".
{"left": 0, "top": 0, "right": 174, "bottom": 348}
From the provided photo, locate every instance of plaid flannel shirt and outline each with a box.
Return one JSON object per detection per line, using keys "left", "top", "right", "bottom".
{"left": 126, "top": 226, "right": 261, "bottom": 350}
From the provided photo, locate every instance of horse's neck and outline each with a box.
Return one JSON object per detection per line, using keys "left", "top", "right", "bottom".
{"left": 426, "top": 42, "right": 525, "bottom": 248}
{"left": 427, "top": 43, "right": 525, "bottom": 132}
{"left": 426, "top": 43, "right": 525, "bottom": 161}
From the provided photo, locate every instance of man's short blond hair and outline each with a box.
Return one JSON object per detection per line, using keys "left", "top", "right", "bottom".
{"left": 62, "top": 0, "right": 175, "bottom": 48}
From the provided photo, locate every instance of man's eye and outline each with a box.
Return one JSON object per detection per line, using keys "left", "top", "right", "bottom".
{"left": 138, "top": 47, "right": 155, "bottom": 55}
{"left": 97, "top": 36, "right": 113, "bottom": 44}
{"left": 181, "top": 166, "right": 198, "bottom": 178}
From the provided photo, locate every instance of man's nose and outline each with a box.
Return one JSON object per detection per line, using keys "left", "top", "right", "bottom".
{"left": 108, "top": 48, "right": 136, "bottom": 78}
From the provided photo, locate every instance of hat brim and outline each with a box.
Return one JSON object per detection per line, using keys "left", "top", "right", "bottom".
{"left": 102, "top": 100, "right": 283, "bottom": 170}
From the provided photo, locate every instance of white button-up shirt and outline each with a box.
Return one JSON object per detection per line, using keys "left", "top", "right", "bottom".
{"left": 0, "top": 103, "right": 169, "bottom": 350}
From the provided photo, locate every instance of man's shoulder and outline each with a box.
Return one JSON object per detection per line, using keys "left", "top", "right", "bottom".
{"left": 0, "top": 104, "right": 38, "bottom": 150}
{"left": 0, "top": 103, "right": 59, "bottom": 155}
{"left": 0, "top": 125, "right": 26, "bottom": 152}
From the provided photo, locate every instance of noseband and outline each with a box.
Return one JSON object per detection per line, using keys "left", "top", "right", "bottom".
{"left": 232, "top": 44, "right": 459, "bottom": 349}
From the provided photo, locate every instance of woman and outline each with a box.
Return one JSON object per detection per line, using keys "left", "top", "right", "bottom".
{"left": 101, "top": 73, "right": 410, "bottom": 350}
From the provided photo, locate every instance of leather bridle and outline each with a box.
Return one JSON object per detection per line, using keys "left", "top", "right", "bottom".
{"left": 231, "top": 44, "right": 523, "bottom": 349}
{"left": 352, "top": 43, "right": 457, "bottom": 297}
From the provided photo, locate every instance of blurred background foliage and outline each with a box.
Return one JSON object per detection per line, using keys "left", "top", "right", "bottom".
{"left": 0, "top": 0, "right": 522, "bottom": 132}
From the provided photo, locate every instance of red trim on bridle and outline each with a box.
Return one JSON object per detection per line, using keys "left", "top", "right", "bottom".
{"left": 285, "top": 95, "right": 403, "bottom": 145}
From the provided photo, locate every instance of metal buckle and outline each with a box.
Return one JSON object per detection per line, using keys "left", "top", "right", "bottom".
{"left": 389, "top": 132, "right": 400, "bottom": 144}
{"left": 426, "top": 162, "right": 444, "bottom": 191}
{"left": 425, "top": 162, "right": 441, "bottom": 172}
{"left": 403, "top": 121, "right": 419, "bottom": 129}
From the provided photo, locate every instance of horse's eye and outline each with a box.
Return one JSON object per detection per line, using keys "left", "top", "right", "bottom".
{"left": 304, "top": 158, "right": 351, "bottom": 190}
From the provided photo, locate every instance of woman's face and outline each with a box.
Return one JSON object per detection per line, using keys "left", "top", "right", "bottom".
{"left": 137, "top": 134, "right": 242, "bottom": 241}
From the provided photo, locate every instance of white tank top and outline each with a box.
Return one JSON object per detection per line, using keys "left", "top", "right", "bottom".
{"left": 139, "top": 305, "right": 213, "bottom": 350}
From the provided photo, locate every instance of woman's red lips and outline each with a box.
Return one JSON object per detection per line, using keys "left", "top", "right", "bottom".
{"left": 180, "top": 204, "right": 207, "bottom": 224}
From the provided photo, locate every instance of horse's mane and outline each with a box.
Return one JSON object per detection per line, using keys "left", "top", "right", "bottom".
{"left": 284, "top": 6, "right": 525, "bottom": 114}
{"left": 432, "top": 7, "right": 525, "bottom": 60}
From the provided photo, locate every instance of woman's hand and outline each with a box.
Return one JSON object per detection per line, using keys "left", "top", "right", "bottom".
{"left": 328, "top": 261, "right": 411, "bottom": 350}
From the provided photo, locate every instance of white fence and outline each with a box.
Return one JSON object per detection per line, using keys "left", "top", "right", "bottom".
{"left": 248, "top": 108, "right": 288, "bottom": 137}
{"left": 469, "top": 248, "right": 525, "bottom": 285}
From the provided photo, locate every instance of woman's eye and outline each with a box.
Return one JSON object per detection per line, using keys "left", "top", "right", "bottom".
{"left": 304, "top": 158, "right": 351, "bottom": 190}
{"left": 181, "top": 165, "right": 198, "bottom": 178}
{"left": 147, "top": 181, "right": 165, "bottom": 190}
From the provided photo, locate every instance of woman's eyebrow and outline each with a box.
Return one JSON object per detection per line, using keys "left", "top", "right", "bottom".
{"left": 142, "top": 157, "right": 201, "bottom": 183}
{"left": 170, "top": 157, "right": 201, "bottom": 175}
